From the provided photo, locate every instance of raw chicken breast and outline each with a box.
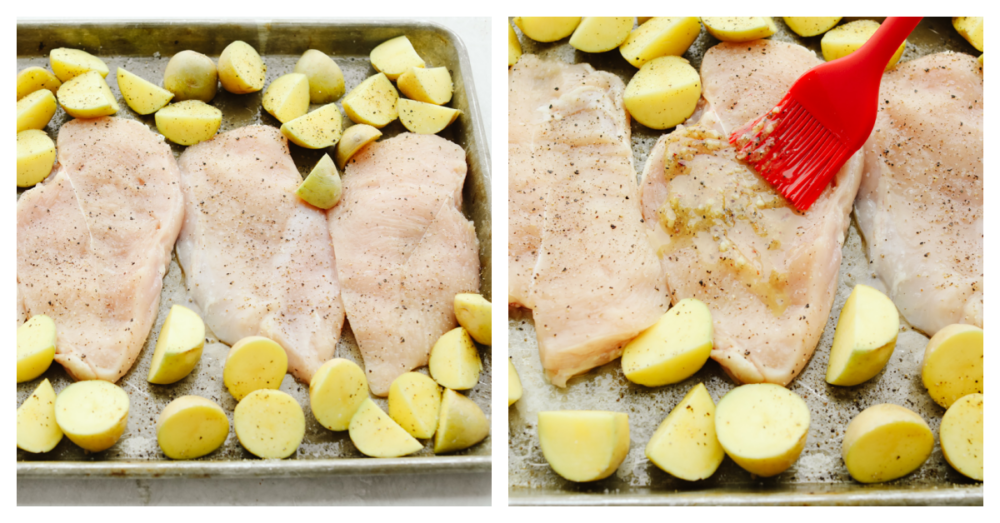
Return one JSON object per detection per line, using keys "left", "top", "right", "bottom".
{"left": 639, "top": 41, "right": 863, "bottom": 386}
{"left": 329, "top": 133, "right": 480, "bottom": 396}
{"left": 176, "top": 125, "right": 344, "bottom": 384}
{"left": 17, "top": 117, "right": 184, "bottom": 382}
{"left": 855, "top": 53, "right": 983, "bottom": 335}
{"left": 509, "top": 54, "right": 668, "bottom": 387}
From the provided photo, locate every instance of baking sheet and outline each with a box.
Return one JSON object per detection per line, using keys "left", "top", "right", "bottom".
{"left": 508, "top": 17, "right": 982, "bottom": 505}
{"left": 16, "top": 19, "right": 491, "bottom": 477}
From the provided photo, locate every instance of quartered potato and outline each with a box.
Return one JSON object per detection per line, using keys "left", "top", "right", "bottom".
{"left": 117, "top": 67, "right": 174, "bottom": 115}
{"left": 953, "top": 17, "right": 984, "bottom": 52}
{"left": 397, "top": 66, "right": 453, "bottom": 105}
{"left": 569, "top": 17, "right": 635, "bottom": 53}
{"left": 370, "top": 35, "right": 426, "bottom": 81}
{"left": 508, "top": 22, "right": 523, "bottom": 66}
{"left": 842, "top": 404, "right": 933, "bottom": 483}
{"left": 55, "top": 381, "right": 129, "bottom": 452}
{"left": 825, "top": 284, "right": 899, "bottom": 386}
{"left": 783, "top": 17, "right": 842, "bottom": 37}
{"left": 157, "top": 395, "right": 229, "bottom": 460}
{"left": 398, "top": 99, "right": 461, "bottom": 134}
{"left": 619, "top": 17, "right": 702, "bottom": 68}
{"left": 155, "top": 100, "right": 222, "bottom": 146}
{"left": 645, "top": 383, "right": 724, "bottom": 481}
{"left": 508, "top": 360, "right": 522, "bottom": 407}
{"left": 349, "top": 397, "right": 423, "bottom": 458}
{"left": 17, "top": 89, "right": 57, "bottom": 133}
{"left": 538, "top": 410, "right": 630, "bottom": 482}
{"left": 295, "top": 153, "right": 343, "bottom": 210}
{"left": 223, "top": 336, "right": 289, "bottom": 401}
{"left": 622, "top": 298, "right": 712, "bottom": 386}
{"left": 343, "top": 73, "right": 399, "bottom": 128}
{"left": 822, "top": 20, "right": 905, "bottom": 69}
{"left": 17, "top": 67, "right": 62, "bottom": 101}
{"left": 281, "top": 103, "right": 344, "bottom": 150}
{"left": 715, "top": 384, "right": 809, "bottom": 477}
{"left": 623, "top": 55, "right": 701, "bottom": 129}
{"left": 429, "top": 327, "right": 482, "bottom": 390}
{"left": 310, "top": 358, "right": 368, "bottom": 432}
{"left": 163, "top": 50, "right": 218, "bottom": 103}
{"left": 17, "top": 379, "right": 63, "bottom": 453}
{"left": 513, "top": 17, "right": 581, "bottom": 43}
{"left": 921, "top": 324, "right": 983, "bottom": 408}
{"left": 701, "top": 17, "right": 777, "bottom": 42}
{"left": 294, "top": 49, "right": 345, "bottom": 104}
{"left": 234, "top": 389, "right": 305, "bottom": 459}
{"left": 434, "top": 389, "right": 489, "bottom": 453}
{"left": 335, "top": 124, "right": 382, "bottom": 169}
{"left": 17, "top": 315, "right": 57, "bottom": 382}
{"left": 388, "top": 372, "right": 442, "bottom": 439}
{"left": 263, "top": 73, "right": 310, "bottom": 124}
{"left": 50, "top": 48, "right": 109, "bottom": 82}
{"left": 56, "top": 70, "right": 119, "bottom": 118}
{"left": 218, "top": 40, "right": 266, "bottom": 94}
{"left": 939, "top": 393, "right": 983, "bottom": 481}
{"left": 147, "top": 304, "right": 205, "bottom": 385}
{"left": 454, "top": 293, "right": 491, "bottom": 346}
{"left": 16, "top": 130, "right": 56, "bottom": 189}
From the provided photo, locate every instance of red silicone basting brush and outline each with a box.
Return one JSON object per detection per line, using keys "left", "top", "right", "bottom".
{"left": 729, "top": 17, "right": 922, "bottom": 211}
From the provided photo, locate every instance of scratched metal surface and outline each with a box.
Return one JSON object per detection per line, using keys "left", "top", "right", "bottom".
{"left": 16, "top": 19, "right": 491, "bottom": 477}
{"left": 507, "top": 17, "right": 981, "bottom": 505}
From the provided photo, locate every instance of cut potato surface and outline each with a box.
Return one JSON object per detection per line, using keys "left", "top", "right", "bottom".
{"left": 147, "top": 304, "right": 205, "bottom": 385}
{"left": 310, "top": 358, "right": 368, "bottom": 432}
{"left": 538, "top": 410, "right": 630, "bottom": 482}
{"left": 335, "top": 124, "right": 382, "bottom": 169}
{"left": 163, "top": 50, "right": 218, "bottom": 103}
{"left": 622, "top": 298, "right": 712, "bottom": 386}
{"left": 398, "top": 98, "right": 461, "bottom": 134}
{"left": 56, "top": 70, "right": 119, "bottom": 118}
{"left": 370, "top": 36, "right": 426, "bottom": 81}
{"left": 55, "top": 381, "right": 129, "bottom": 452}
{"left": 939, "top": 393, "right": 983, "bottom": 481}
{"left": 17, "top": 89, "right": 57, "bottom": 132}
{"left": 295, "top": 154, "right": 342, "bottom": 209}
{"left": 397, "top": 66, "right": 453, "bottom": 106}
{"left": 953, "top": 17, "right": 983, "bottom": 52}
{"left": 16, "top": 130, "right": 56, "bottom": 189}
{"left": 434, "top": 389, "right": 489, "bottom": 453}
{"left": 17, "top": 67, "right": 62, "bottom": 101}
{"left": 508, "top": 23, "right": 523, "bottom": 66}
{"left": 429, "top": 327, "right": 482, "bottom": 390}
{"left": 118, "top": 67, "right": 174, "bottom": 115}
{"left": 645, "top": 383, "right": 724, "bottom": 481}
{"left": 349, "top": 397, "right": 423, "bottom": 458}
{"left": 157, "top": 396, "right": 229, "bottom": 460}
{"left": 50, "top": 48, "right": 109, "bottom": 81}
{"left": 623, "top": 55, "right": 701, "bottom": 130}
{"left": 294, "top": 49, "right": 345, "bottom": 104}
{"left": 263, "top": 73, "right": 310, "bottom": 124}
{"left": 783, "top": 17, "right": 842, "bottom": 37}
{"left": 281, "top": 103, "right": 344, "bottom": 150}
{"left": 454, "top": 293, "right": 492, "bottom": 345}
{"left": 514, "top": 17, "right": 581, "bottom": 43}
{"left": 17, "top": 315, "right": 57, "bottom": 382}
{"left": 508, "top": 360, "right": 522, "bottom": 407}
{"left": 155, "top": 100, "right": 222, "bottom": 146}
{"left": 620, "top": 17, "right": 702, "bottom": 68}
{"left": 569, "top": 17, "right": 635, "bottom": 53}
{"left": 343, "top": 73, "right": 399, "bottom": 128}
{"left": 17, "top": 379, "right": 63, "bottom": 453}
{"left": 715, "top": 384, "right": 809, "bottom": 477}
{"left": 388, "top": 372, "right": 442, "bottom": 439}
{"left": 842, "top": 404, "right": 933, "bottom": 483}
{"left": 921, "top": 323, "right": 983, "bottom": 408}
{"left": 702, "top": 17, "right": 777, "bottom": 42}
{"left": 218, "top": 41, "right": 266, "bottom": 94}
{"left": 826, "top": 284, "right": 899, "bottom": 386}
{"left": 234, "top": 389, "right": 305, "bottom": 459}
{"left": 223, "top": 336, "right": 289, "bottom": 401}
{"left": 822, "top": 20, "right": 905, "bottom": 69}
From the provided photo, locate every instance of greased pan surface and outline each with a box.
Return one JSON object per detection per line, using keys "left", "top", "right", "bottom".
{"left": 508, "top": 17, "right": 981, "bottom": 505}
{"left": 17, "top": 19, "right": 491, "bottom": 477}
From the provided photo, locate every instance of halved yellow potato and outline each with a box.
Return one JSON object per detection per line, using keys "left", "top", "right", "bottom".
{"left": 336, "top": 124, "right": 382, "bottom": 169}
{"left": 223, "top": 336, "right": 288, "bottom": 401}
{"left": 397, "top": 66, "right": 453, "bottom": 106}
{"left": 17, "top": 89, "right": 57, "bottom": 133}
{"left": 17, "top": 130, "right": 56, "bottom": 189}
{"left": 163, "top": 50, "right": 218, "bottom": 103}
{"left": 842, "top": 404, "right": 933, "bottom": 483}
{"left": 218, "top": 41, "right": 266, "bottom": 94}
{"left": 17, "top": 67, "right": 62, "bottom": 101}
{"left": 281, "top": 103, "right": 344, "bottom": 150}
{"left": 921, "top": 323, "right": 983, "bottom": 408}
{"left": 783, "top": 17, "right": 842, "bottom": 38}
{"left": 429, "top": 327, "right": 482, "bottom": 390}
{"left": 388, "top": 372, "right": 442, "bottom": 439}
{"left": 513, "top": 17, "right": 581, "bottom": 43}
{"left": 56, "top": 70, "right": 118, "bottom": 118}
{"left": 263, "top": 73, "right": 310, "bottom": 124}
{"left": 343, "top": 73, "right": 399, "bottom": 128}
{"left": 17, "top": 379, "right": 63, "bottom": 453}
{"left": 147, "top": 304, "right": 205, "bottom": 385}
{"left": 569, "top": 17, "right": 635, "bottom": 53}
{"left": 156, "top": 395, "right": 229, "bottom": 460}
{"left": 17, "top": 315, "right": 57, "bottom": 382}
{"left": 50, "top": 48, "right": 109, "bottom": 82}
{"left": 826, "top": 284, "right": 899, "bottom": 386}
{"left": 155, "top": 100, "right": 222, "bottom": 146}
{"left": 310, "top": 358, "right": 368, "bottom": 432}
{"left": 398, "top": 98, "right": 460, "bottom": 134}
{"left": 234, "top": 389, "right": 305, "bottom": 459}
{"left": 55, "top": 381, "right": 129, "bottom": 452}
{"left": 294, "top": 49, "right": 345, "bottom": 104}
{"left": 822, "top": 20, "right": 905, "bottom": 69}
{"left": 715, "top": 384, "right": 809, "bottom": 477}
{"left": 434, "top": 388, "right": 489, "bottom": 453}
{"left": 117, "top": 67, "right": 173, "bottom": 115}
{"left": 349, "top": 397, "right": 423, "bottom": 457}
{"left": 939, "top": 393, "right": 983, "bottom": 481}
{"left": 370, "top": 36, "right": 426, "bottom": 81}
{"left": 454, "top": 293, "right": 491, "bottom": 346}
{"left": 702, "top": 17, "right": 777, "bottom": 42}
{"left": 538, "top": 410, "right": 629, "bottom": 482}
{"left": 619, "top": 17, "right": 702, "bottom": 68}
{"left": 953, "top": 17, "right": 983, "bottom": 52}
{"left": 295, "top": 154, "right": 342, "bottom": 209}
{"left": 508, "top": 360, "right": 522, "bottom": 407}
{"left": 508, "top": 23, "right": 523, "bottom": 66}
{"left": 622, "top": 298, "right": 712, "bottom": 386}
{"left": 624, "top": 54, "right": 702, "bottom": 129}
{"left": 645, "top": 383, "right": 724, "bottom": 481}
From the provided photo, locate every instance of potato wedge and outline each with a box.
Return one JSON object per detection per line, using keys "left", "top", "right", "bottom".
{"left": 825, "top": 284, "right": 899, "bottom": 386}
{"left": 397, "top": 66, "right": 453, "bottom": 106}
{"left": 624, "top": 55, "right": 701, "bottom": 130}
{"left": 822, "top": 20, "right": 905, "bottom": 70}
{"left": 163, "top": 50, "right": 218, "bottom": 103}
{"left": 702, "top": 17, "right": 777, "bottom": 42}
{"left": 55, "top": 381, "right": 129, "bottom": 452}
{"left": 349, "top": 397, "right": 423, "bottom": 458}
{"left": 155, "top": 100, "right": 222, "bottom": 146}
{"left": 715, "top": 384, "right": 809, "bottom": 477}
{"left": 508, "top": 360, "right": 522, "bottom": 407}
{"left": 223, "top": 336, "right": 288, "bottom": 401}
{"left": 622, "top": 298, "right": 712, "bottom": 386}
{"left": 17, "top": 379, "right": 63, "bottom": 453}
{"left": 645, "top": 383, "right": 724, "bottom": 481}
{"left": 398, "top": 99, "right": 461, "bottom": 134}
{"left": 17, "top": 130, "right": 56, "bottom": 189}
{"left": 454, "top": 293, "right": 491, "bottom": 346}
{"left": 619, "top": 17, "right": 702, "bottom": 68}
{"left": 429, "top": 327, "right": 482, "bottom": 390}
{"left": 783, "top": 17, "right": 842, "bottom": 38}
{"left": 263, "top": 73, "right": 310, "bottom": 124}
{"left": 17, "top": 67, "right": 62, "bottom": 101}
{"left": 50, "top": 48, "right": 109, "bottom": 82}
{"left": 336, "top": 124, "right": 382, "bottom": 169}
{"left": 538, "top": 410, "right": 629, "bottom": 482}
{"left": 157, "top": 395, "right": 229, "bottom": 460}
{"left": 434, "top": 388, "right": 489, "bottom": 453}
{"left": 638, "top": 17, "right": 652, "bottom": 25}
{"left": 234, "top": 389, "right": 305, "bottom": 459}
{"left": 508, "top": 23, "right": 523, "bottom": 66}
{"left": 147, "top": 304, "right": 205, "bottom": 385}
{"left": 310, "top": 358, "right": 368, "bottom": 432}
{"left": 370, "top": 36, "right": 426, "bottom": 81}
{"left": 342, "top": 73, "right": 399, "bottom": 128}
{"left": 117, "top": 67, "right": 174, "bottom": 115}
{"left": 56, "top": 70, "right": 118, "bottom": 118}
{"left": 921, "top": 323, "right": 983, "bottom": 408}
{"left": 513, "top": 17, "right": 581, "bottom": 43}
{"left": 842, "top": 404, "right": 933, "bottom": 483}
{"left": 281, "top": 103, "right": 344, "bottom": 150}
{"left": 294, "top": 50, "right": 345, "bottom": 104}
{"left": 389, "top": 372, "right": 442, "bottom": 439}
{"left": 218, "top": 41, "right": 266, "bottom": 94}
{"left": 17, "top": 89, "right": 57, "bottom": 133}
{"left": 17, "top": 315, "right": 57, "bottom": 382}
{"left": 940, "top": 393, "right": 983, "bottom": 481}
{"left": 569, "top": 17, "right": 635, "bottom": 53}
{"left": 953, "top": 17, "right": 983, "bottom": 52}
{"left": 295, "top": 153, "right": 342, "bottom": 209}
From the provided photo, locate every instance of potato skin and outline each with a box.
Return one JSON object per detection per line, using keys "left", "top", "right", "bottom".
{"left": 54, "top": 381, "right": 130, "bottom": 452}
{"left": 218, "top": 41, "right": 266, "bottom": 94}
{"left": 537, "top": 410, "right": 629, "bottom": 482}
{"left": 164, "top": 51, "right": 218, "bottom": 103}
{"left": 294, "top": 50, "right": 345, "bottom": 104}
{"left": 309, "top": 358, "right": 368, "bottom": 431}
{"left": 17, "top": 379, "right": 63, "bottom": 453}
{"left": 16, "top": 131, "right": 56, "bottom": 189}
{"left": 842, "top": 404, "right": 933, "bottom": 483}
{"left": 921, "top": 324, "right": 983, "bottom": 408}
{"left": 939, "top": 393, "right": 983, "bottom": 481}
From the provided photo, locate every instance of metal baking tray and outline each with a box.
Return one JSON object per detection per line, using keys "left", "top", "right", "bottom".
{"left": 508, "top": 17, "right": 981, "bottom": 505}
{"left": 17, "top": 19, "right": 491, "bottom": 478}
